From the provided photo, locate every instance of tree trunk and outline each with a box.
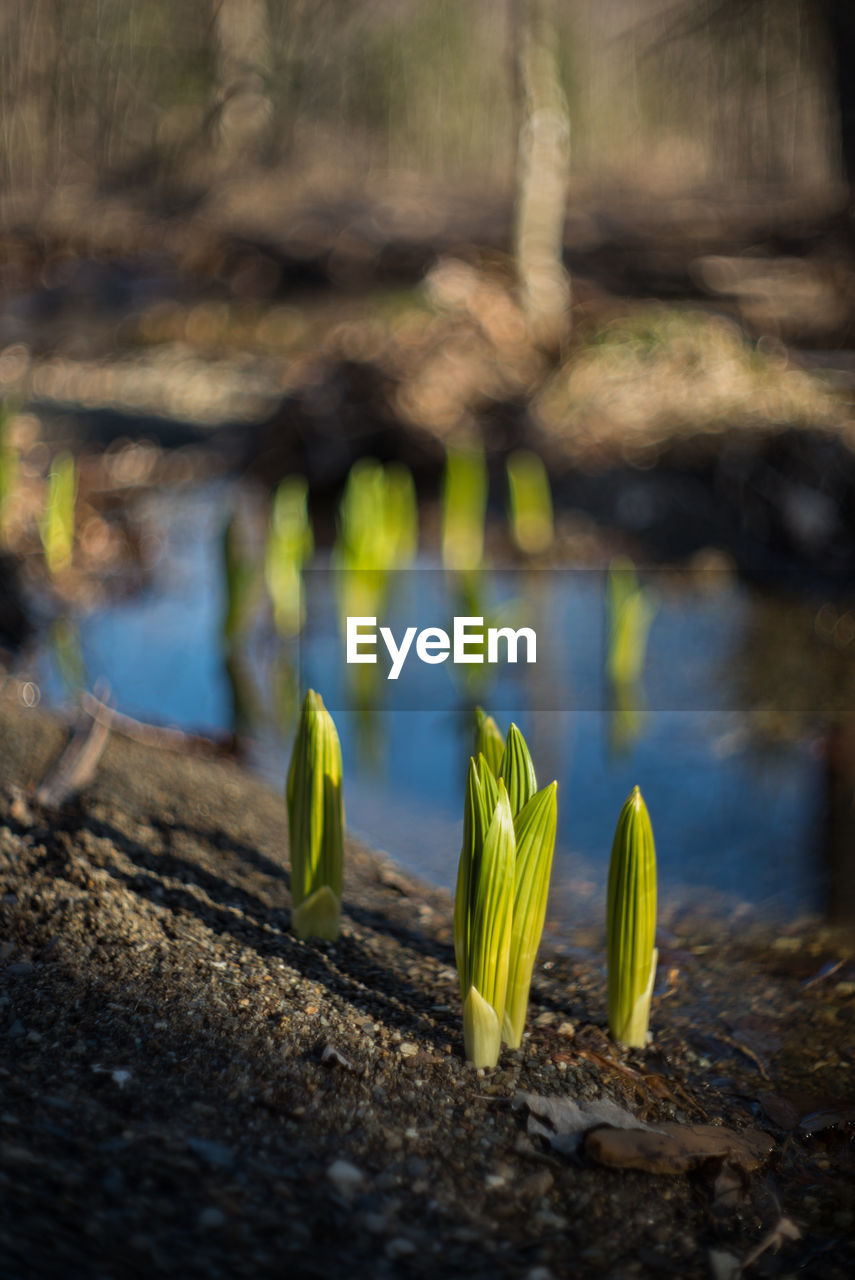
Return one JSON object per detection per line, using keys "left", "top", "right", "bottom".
{"left": 511, "top": 0, "right": 572, "bottom": 351}
{"left": 211, "top": 0, "right": 274, "bottom": 165}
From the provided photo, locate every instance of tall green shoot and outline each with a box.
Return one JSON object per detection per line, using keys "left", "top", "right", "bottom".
{"left": 456, "top": 714, "right": 558, "bottom": 1061}
{"left": 286, "top": 690, "right": 345, "bottom": 941}
{"left": 606, "top": 786, "right": 658, "bottom": 1048}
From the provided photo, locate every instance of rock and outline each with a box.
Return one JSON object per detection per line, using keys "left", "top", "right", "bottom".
{"left": 197, "top": 1207, "right": 226, "bottom": 1230}
{"left": 585, "top": 1122, "right": 774, "bottom": 1174}
{"left": 186, "top": 1138, "right": 235, "bottom": 1169}
{"left": 326, "top": 1159, "right": 364, "bottom": 1199}
{"left": 385, "top": 1237, "right": 416, "bottom": 1260}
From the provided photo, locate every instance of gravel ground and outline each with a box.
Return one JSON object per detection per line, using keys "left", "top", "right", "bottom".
{"left": 0, "top": 697, "right": 853, "bottom": 1280}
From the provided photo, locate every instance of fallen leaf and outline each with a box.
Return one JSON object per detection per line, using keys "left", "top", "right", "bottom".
{"left": 755, "top": 1092, "right": 799, "bottom": 1130}
{"left": 585, "top": 1122, "right": 774, "bottom": 1174}
{"left": 741, "top": 1215, "right": 802, "bottom": 1269}
{"left": 514, "top": 1092, "right": 656, "bottom": 1156}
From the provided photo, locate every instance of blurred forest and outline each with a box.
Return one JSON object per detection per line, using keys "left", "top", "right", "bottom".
{"left": 0, "top": 0, "right": 851, "bottom": 219}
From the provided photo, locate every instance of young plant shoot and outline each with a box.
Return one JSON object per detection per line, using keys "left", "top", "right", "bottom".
{"left": 286, "top": 690, "right": 344, "bottom": 941}
{"left": 456, "top": 715, "right": 558, "bottom": 1062}
{"left": 606, "top": 786, "right": 658, "bottom": 1048}
{"left": 454, "top": 757, "right": 514, "bottom": 1068}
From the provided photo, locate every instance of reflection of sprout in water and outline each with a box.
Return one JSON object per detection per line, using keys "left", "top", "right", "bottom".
{"left": 605, "top": 557, "right": 655, "bottom": 756}
{"left": 0, "top": 401, "right": 19, "bottom": 546}
{"left": 455, "top": 718, "right": 557, "bottom": 1065}
{"left": 506, "top": 449, "right": 553, "bottom": 555}
{"left": 333, "top": 458, "right": 418, "bottom": 623}
{"left": 221, "top": 507, "right": 260, "bottom": 648}
{"left": 39, "top": 452, "right": 77, "bottom": 576}
{"left": 286, "top": 690, "right": 344, "bottom": 942}
{"left": 264, "top": 475, "right": 313, "bottom": 637}
{"left": 50, "top": 616, "right": 86, "bottom": 697}
{"left": 606, "top": 786, "right": 658, "bottom": 1049}
{"left": 442, "top": 443, "right": 486, "bottom": 571}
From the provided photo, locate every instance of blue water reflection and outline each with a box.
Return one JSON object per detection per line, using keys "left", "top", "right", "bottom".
{"left": 25, "top": 482, "right": 821, "bottom": 923}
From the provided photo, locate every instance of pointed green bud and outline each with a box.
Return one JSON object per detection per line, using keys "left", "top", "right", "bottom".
{"left": 463, "top": 985, "right": 502, "bottom": 1070}
{"left": 286, "top": 690, "right": 345, "bottom": 941}
{"left": 455, "top": 776, "right": 515, "bottom": 1068}
{"left": 500, "top": 723, "right": 538, "bottom": 816}
{"left": 503, "top": 781, "right": 558, "bottom": 1048}
{"left": 292, "top": 885, "right": 342, "bottom": 942}
{"left": 606, "top": 786, "right": 658, "bottom": 1048}
{"left": 474, "top": 707, "right": 504, "bottom": 777}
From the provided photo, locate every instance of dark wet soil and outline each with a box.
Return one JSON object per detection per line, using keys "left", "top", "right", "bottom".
{"left": 0, "top": 696, "right": 853, "bottom": 1279}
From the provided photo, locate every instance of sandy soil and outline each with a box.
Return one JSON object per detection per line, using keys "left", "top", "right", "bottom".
{"left": 0, "top": 696, "right": 852, "bottom": 1279}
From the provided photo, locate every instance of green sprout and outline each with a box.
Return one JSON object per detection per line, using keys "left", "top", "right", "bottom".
{"left": 506, "top": 449, "right": 553, "bottom": 554}
{"left": 474, "top": 706, "right": 504, "bottom": 775}
{"left": 442, "top": 443, "right": 487, "bottom": 571}
{"left": 264, "top": 474, "right": 314, "bottom": 637}
{"left": 456, "top": 717, "right": 558, "bottom": 1063}
{"left": 606, "top": 786, "right": 658, "bottom": 1049}
{"left": 286, "top": 690, "right": 345, "bottom": 941}
{"left": 39, "top": 451, "right": 77, "bottom": 576}
{"left": 454, "top": 757, "right": 514, "bottom": 1068}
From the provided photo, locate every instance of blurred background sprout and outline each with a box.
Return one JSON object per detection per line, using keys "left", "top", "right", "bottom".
{"left": 442, "top": 444, "right": 487, "bottom": 572}
{"left": 38, "top": 452, "right": 77, "bottom": 577}
{"left": 264, "top": 474, "right": 314, "bottom": 638}
{"left": 506, "top": 449, "right": 554, "bottom": 555}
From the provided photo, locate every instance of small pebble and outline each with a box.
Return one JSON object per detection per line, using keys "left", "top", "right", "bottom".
{"left": 398, "top": 1042, "right": 418, "bottom": 1058}
{"left": 197, "top": 1207, "right": 226, "bottom": 1231}
{"left": 385, "top": 1238, "right": 416, "bottom": 1260}
{"left": 327, "top": 1159, "right": 364, "bottom": 1199}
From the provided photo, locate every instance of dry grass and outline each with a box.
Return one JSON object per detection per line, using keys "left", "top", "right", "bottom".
{"left": 535, "top": 308, "right": 853, "bottom": 460}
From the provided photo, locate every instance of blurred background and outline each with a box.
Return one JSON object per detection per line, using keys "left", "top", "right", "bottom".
{"left": 1, "top": 0, "right": 855, "bottom": 936}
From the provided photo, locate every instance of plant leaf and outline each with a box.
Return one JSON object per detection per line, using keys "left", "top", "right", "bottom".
{"left": 499, "top": 723, "right": 538, "bottom": 816}
{"left": 504, "top": 781, "right": 558, "bottom": 1048}
{"left": 474, "top": 707, "right": 504, "bottom": 776}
